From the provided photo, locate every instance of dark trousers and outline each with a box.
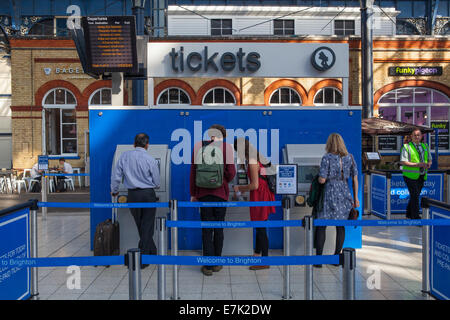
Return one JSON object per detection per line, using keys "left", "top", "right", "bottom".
{"left": 199, "top": 195, "right": 226, "bottom": 269}
{"left": 255, "top": 227, "right": 269, "bottom": 257}
{"left": 315, "top": 226, "right": 345, "bottom": 256}
{"left": 128, "top": 188, "right": 157, "bottom": 255}
{"left": 403, "top": 175, "right": 425, "bottom": 218}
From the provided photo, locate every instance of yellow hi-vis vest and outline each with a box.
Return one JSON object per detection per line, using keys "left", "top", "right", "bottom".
{"left": 401, "top": 142, "right": 429, "bottom": 180}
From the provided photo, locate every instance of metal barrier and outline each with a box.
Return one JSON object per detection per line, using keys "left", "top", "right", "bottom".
{"left": 4, "top": 199, "right": 450, "bottom": 300}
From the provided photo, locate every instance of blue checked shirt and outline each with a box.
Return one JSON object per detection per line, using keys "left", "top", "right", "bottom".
{"left": 111, "top": 147, "right": 161, "bottom": 193}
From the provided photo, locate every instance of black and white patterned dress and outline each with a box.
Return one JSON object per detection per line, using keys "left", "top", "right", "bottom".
{"left": 317, "top": 153, "right": 357, "bottom": 220}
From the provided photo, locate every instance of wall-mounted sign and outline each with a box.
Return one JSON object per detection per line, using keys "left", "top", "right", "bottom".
{"left": 311, "top": 47, "right": 336, "bottom": 72}
{"left": 388, "top": 66, "right": 443, "bottom": 77}
{"left": 43, "top": 67, "right": 83, "bottom": 75}
{"left": 148, "top": 42, "right": 349, "bottom": 78}
{"left": 431, "top": 121, "right": 449, "bottom": 150}
{"left": 82, "top": 16, "right": 138, "bottom": 74}
{"left": 378, "top": 136, "right": 398, "bottom": 151}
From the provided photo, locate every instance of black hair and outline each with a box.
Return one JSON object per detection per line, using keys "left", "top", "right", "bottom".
{"left": 59, "top": 158, "right": 65, "bottom": 162}
{"left": 134, "top": 133, "right": 149, "bottom": 148}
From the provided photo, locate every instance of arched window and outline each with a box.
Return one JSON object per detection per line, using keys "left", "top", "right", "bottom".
{"left": 89, "top": 88, "right": 112, "bottom": 105}
{"left": 378, "top": 87, "right": 450, "bottom": 152}
{"left": 439, "top": 22, "right": 450, "bottom": 36}
{"left": 157, "top": 87, "right": 191, "bottom": 105}
{"left": 269, "top": 87, "right": 301, "bottom": 106}
{"left": 42, "top": 88, "right": 77, "bottom": 155}
{"left": 202, "top": 87, "right": 236, "bottom": 105}
{"left": 314, "top": 87, "right": 342, "bottom": 105}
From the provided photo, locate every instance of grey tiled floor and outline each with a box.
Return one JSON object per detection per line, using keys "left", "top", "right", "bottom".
{"left": 35, "top": 213, "right": 435, "bottom": 300}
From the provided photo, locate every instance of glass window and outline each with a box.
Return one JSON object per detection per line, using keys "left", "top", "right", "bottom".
{"left": 270, "top": 87, "right": 302, "bottom": 105}
{"left": 89, "top": 88, "right": 112, "bottom": 105}
{"left": 157, "top": 88, "right": 191, "bottom": 105}
{"left": 274, "top": 19, "right": 295, "bottom": 35}
{"left": 43, "top": 88, "right": 77, "bottom": 155}
{"left": 211, "top": 19, "right": 232, "bottom": 36}
{"left": 28, "top": 18, "right": 54, "bottom": 36}
{"left": 203, "top": 88, "right": 236, "bottom": 105}
{"left": 334, "top": 20, "right": 355, "bottom": 36}
{"left": 314, "top": 87, "right": 342, "bottom": 105}
{"left": 378, "top": 87, "right": 450, "bottom": 153}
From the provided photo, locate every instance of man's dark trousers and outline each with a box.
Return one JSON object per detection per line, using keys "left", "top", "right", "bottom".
{"left": 199, "top": 195, "right": 226, "bottom": 270}
{"left": 128, "top": 188, "right": 157, "bottom": 254}
{"left": 403, "top": 175, "right": 425, "bottom": 219}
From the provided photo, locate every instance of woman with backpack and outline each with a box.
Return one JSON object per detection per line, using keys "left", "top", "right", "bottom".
{"left": 315, "top": 133, "right": 359, "bottom": 268}
{"left": 233, "top": 138, "right": 276, "bottom": 270}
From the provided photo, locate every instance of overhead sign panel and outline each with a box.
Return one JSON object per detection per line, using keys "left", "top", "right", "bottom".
{"left": 147, "top": 42, "right": 349, "bottom": 78}
{"left": 83, "top": 16, "right": 138, "bottom": 74}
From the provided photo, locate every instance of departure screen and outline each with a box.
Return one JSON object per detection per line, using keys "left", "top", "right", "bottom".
{"left": 83, "top": 16, "right": 138, "bottom": 74}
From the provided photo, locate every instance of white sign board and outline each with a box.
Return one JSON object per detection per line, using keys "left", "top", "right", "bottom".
{"left": 147, "top": 42, "right": 349, "bottom": 78}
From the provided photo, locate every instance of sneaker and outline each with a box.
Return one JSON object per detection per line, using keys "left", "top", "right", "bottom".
{"left": 249, "top": 265, "right": 270, "bottom": 270}
{"left": 212, "top": 265, "right": 223, "bottom": 272}
{"left": 201, "top": 266, "right": 213, "bottom": 276}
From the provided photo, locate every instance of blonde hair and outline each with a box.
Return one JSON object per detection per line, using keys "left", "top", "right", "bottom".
{"left": 325, "top": 133, "right": 349, "bottom": 157}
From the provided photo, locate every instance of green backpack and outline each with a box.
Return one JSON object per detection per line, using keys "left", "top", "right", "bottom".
{"left": 195, "top": 141, "right": 225, "bottom": 189}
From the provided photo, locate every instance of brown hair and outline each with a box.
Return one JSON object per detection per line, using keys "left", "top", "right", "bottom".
{"left": 208, "top": 124, "right": 227, "bottom": 140}
{"left": 233, "top": 138, "right": 272, "bottom": 169}
{"left": 325, "top": 133, "right": 349, "bottom": 157}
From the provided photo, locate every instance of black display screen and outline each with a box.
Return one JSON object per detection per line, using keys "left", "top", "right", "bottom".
{"left": 83, "top": 16, "right": 138, "bottom": 74}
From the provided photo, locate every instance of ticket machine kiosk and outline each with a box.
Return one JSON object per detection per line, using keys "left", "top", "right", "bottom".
{"left": 111, "top": 144, "right": 171, "bottom": 254}
{"left": 282, "top": 144, "right": 340, "bottom": 255}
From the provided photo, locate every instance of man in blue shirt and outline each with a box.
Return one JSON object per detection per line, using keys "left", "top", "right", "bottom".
{"left": 111, "top": 133, "right": 160, "bottom": 261}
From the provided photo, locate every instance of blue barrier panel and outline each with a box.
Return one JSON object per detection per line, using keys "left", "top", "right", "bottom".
{"left": 429, "top": 206, "right": 450, "bottom": 300}
{"left": 371, "top": 173, "right": 387, "bottom": 219}
{"left": 166, "top": 220, "right": 304, "bottom": 228}
{"left": 178, "top": 201, "right": 282, "bottom": 208}
{"left": 38, "top": 202, "right": 169, "bottom": 209}
{"left": 141, "top": 254, "right": 340, "bottom": 266}
{"left": 0, "top": 256, "right": 124, "bottom": 268}
{"left": 0, "top": 208, "right": 31, "bottom": 300}
{"left": 391, "top": 173, "right": 443, "bottom": 214}
{"left": 314, "top": 219, "right": 450, "bottom": 227}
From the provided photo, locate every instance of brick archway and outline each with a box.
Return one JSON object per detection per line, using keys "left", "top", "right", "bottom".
{"left": 195, "top": 79, "right": 241, "bottom": 106}
{"left": 307, "top": 79, "right": 350, "bottom": 105}
{"left": 374, "top": 80, "right": 450, "bottom": 115}
{"left": 35, "top": 80, "right": 83, "bottom": 110}
{"left": 154, "top": 79, "right": 197, "bottom": 105}
{"left": 264, "top": 79, "right": 308, "bottom": 106}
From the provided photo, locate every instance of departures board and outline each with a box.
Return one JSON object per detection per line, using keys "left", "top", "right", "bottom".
{"left": 82, "top": 16, "right": 138, "bottom": 74}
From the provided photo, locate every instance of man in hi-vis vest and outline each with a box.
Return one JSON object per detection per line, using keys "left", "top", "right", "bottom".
{"left": 399, "top": 129, "right": 432, "bottom": 219}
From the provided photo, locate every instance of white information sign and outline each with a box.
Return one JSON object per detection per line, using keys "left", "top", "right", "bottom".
{"left": 276, "top": 164, "right": 298, "bottom": 195}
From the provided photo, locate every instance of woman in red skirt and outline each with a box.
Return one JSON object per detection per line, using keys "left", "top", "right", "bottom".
{"left": 233, "top": 138, "right": 276, "bottom": 270}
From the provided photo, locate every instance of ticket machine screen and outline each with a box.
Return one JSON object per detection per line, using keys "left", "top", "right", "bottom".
{"left": 297, "top": 165, "right": 320, "bottom": 184}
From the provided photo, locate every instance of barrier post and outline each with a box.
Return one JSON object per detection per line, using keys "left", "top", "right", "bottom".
{"left": 157, "top": 216, "right": 167, "bottom": 300}
{"left": 342, "top": 248, "right": 356, "bottom": 300}
{"left": 171, "top": 200, "right": 180, "bottom": 300}
{"left": 386, "top": 172, "right": 392, "bottom": 220}
{"left": 446, "top": 170, "right": 450, "bottom": 203}
{"left": 304, "top": 215, "right": 314, "bottom": 300}
{"left": 30, "top": 199, "right": 39, "bottom": 300}
{"left": 41, "top": 174, "right": 48, "bottom": 220}
{"left": 367, "top": 171, "right": 372, "bottom": 215}
{"left": 282, "top": 197, "right": 291, "bottom": 300}
{"left": 127, "top": 248, "right": 142, "bottom": 300}
{"left": 421, "top": 199, "right": 430, "bottom": 295}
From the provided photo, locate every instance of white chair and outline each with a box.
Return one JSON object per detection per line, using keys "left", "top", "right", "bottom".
{"left": 0, "top": 177, "right": 5, "bottom": 193}
{"left": 72, "top": 168, "right": 82, "bottom": 187}
{"left": 12, "top": 174, "right": 27, "bottom": 194}
{"left": 24, "top": 169, "right": 41, "bottom": 192}
{"left": 64, "top": 177, "right": 75, "bottom": 191}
